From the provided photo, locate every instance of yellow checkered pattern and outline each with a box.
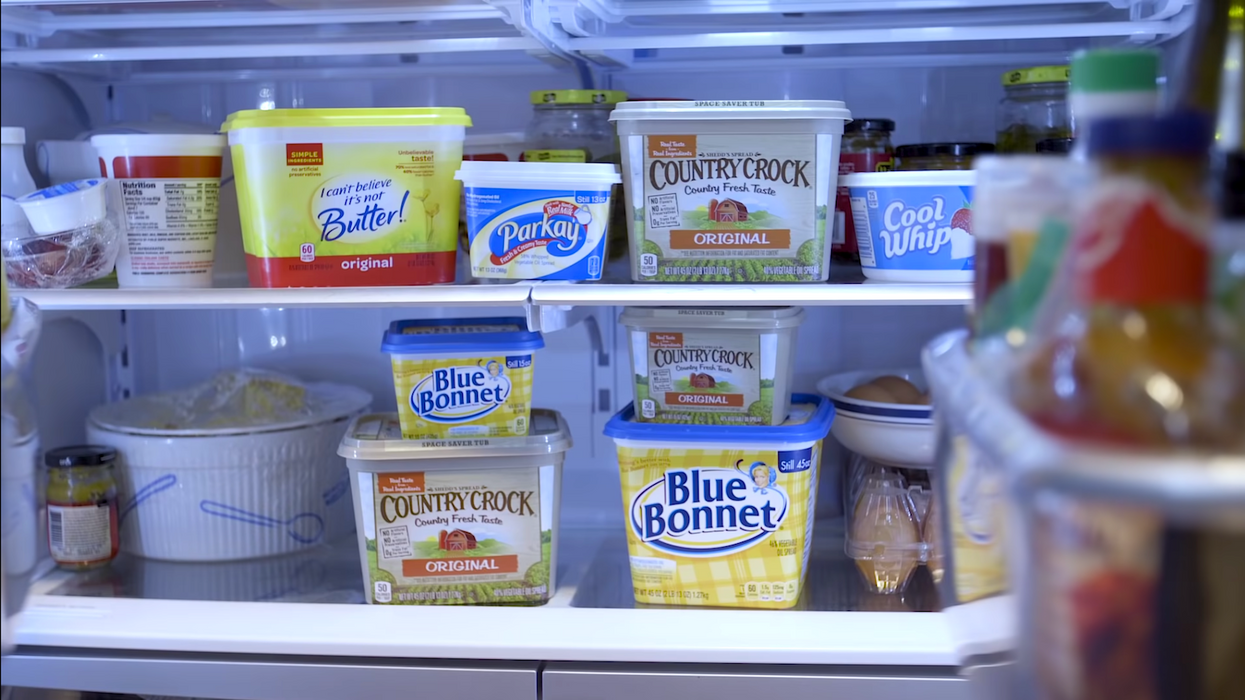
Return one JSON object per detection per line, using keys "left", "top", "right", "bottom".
{"left": 391, "top": 355, "right": 535, "bottom": 439}
{"left": 617, "top": 443, "right": 820, "bottom": 609}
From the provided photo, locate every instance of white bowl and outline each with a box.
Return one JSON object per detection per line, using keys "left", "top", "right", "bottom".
{"left": 816, "top": 369, "right": 935, "bottom": 468}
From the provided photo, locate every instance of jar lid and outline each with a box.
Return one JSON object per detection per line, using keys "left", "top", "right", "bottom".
{"left": 895, "top": 143, "right": 995, "bottom": 159}
{"left": 46, "top": 445, "right": 117, "bottom": 468}
{"left": 1002, "top": 65, "right": 1070, "bottom": 86}
{"left": 845, "top": 118, "right": 896, "bottom": 133}
{"left": 1071, "top": 49, "right": 1159, "bottom": 94}
{"left": 1085, "top": 112, "right": 1213, "bottom": 157}
{"left": 1036, "top": 137, "right": 1074, "bottom": 154}
{"left": 531, "top": 90, "right": 627, "bottom": 106}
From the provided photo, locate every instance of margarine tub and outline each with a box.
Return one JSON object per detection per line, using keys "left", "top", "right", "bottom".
{"left": 604, "top": 394, "right": 833, "bottom": 609}
{"left": 840, "top": 171, "right": 976, "bottom": 282}
{"left": 610, "top": 100, "right": 851, "bottom": 283}
{"left": 222, "top": 108, "right": 471, "bottom": 287}
{"left": 621, "top": 306, "right": 803, "bottom": 425}
{"left": 382, "top": 317, "right": 543, "bottom": 439}
{"left": 340, "top": 409, "right": 570, "bottom": 605}
{"left": 455, "top": 161, "right": 621, "bottom": 280}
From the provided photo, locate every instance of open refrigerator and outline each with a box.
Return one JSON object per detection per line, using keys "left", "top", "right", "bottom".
{"left": 0, "top": 1, "right": 1231, "bottom": 699}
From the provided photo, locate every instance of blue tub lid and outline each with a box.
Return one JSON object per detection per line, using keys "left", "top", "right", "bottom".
{"left": 604, "top": 393, "right": 834, "bottom": 443}
{"left": 381, "top": 317, "right": 544, "bottom": 354}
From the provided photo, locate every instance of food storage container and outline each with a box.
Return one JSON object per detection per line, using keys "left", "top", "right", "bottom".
{"left": 6, "top": 179, "right": 122, "bottom": 289}
{"left": 222, "top": 108, "right": 471, "bottom": 287}
{"left": 996, "top": 65, "right": 1070, "bottom": 153}
{"left": 523, "top": 90, "right": 626, "bottom": 163}
{"left": 610, "top": 100, "right": 851, "bottom": 283}
{"left": 621, "top": 306, "right": 803, "bottom": 426}
{"left": 604, "top": 393, "right": 833, "bottom": 609}
{"left": 86, "top": 370, "right": 371, "bottom": 561}
{"left": 839, "top": 171, "right": 976, "bottom": 282}
{"left": 895, "top": 142, "right": 993, "bottom": 171}
{"left": 339, "top": 409, "right": 570, "bottom": 606}
{"left": 834, "top": 118, "right": 895, "bottom": 262}
{"left": 383, "top": 317, "right": 543, "bottom": 440}
{"left": 816, "top": 368, "right": 935, "bottom": 468}
{"left": 455, "top": 161, "right": 621, "bottom": 280}
{"left": 91, "top": 134, "right": 226, "bottom": 288}
{"left": 845, "top": 463, "right": 931, "bottom": 594}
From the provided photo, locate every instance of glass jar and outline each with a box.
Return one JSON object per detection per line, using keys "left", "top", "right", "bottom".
{"left": 523, "top": 89, "right": 627, "bottom": 163}
{"left": 895, "top": 143, "right": 994, "bottom": 171}
{"left": 997, "top": 65, "right": 1071, "bottom": 153}
{"left": 835, "top": 118, "right": 896, "bottom": 261}
{"left": 45, "top": 445, "right": 119, "bottom": 570}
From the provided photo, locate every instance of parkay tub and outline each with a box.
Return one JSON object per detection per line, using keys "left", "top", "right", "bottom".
{"left": 382, "top": 317, "right": 543, "bottom": 440}
{"left": 340, "top": 409, "right": 569, "bottom": 605}
{"left": 222, "top": 108, "right": 471, "bottom": 287}
{"left": 610, "top": 100, "right": 851, "bottom": 283}
{"left": 604, "top": 394, "right": 834, "bottom": 609}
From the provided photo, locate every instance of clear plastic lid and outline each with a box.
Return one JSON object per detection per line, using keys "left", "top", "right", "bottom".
{"left": 339, "top": 409, "right": 572, "bottom": 461}
{"left": 620, "top": 306, "right": 804, "bottom": 331}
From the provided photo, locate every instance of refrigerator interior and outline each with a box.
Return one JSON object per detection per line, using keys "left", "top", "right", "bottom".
{"left": 0, "top": 1, "right": 1208, "bottom": 698}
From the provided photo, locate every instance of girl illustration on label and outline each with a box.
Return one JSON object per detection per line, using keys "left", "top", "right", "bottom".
{"left": 484, "top": 360, "right": 506, "bottom": 391}
{"left": 744, "top": 460, "right": 777, "bottom": 493}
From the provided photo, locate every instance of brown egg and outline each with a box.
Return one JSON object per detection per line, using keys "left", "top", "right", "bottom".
{"left": 912, "top": 392, "right": 933, "bottom": 406}
{"left": 870, "top": 375, "right": 925, "bottom": 405}
{"left": 846, "top": 382, "right": 896, "bottom": 403}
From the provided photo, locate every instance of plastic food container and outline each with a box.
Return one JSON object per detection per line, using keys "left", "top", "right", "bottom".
{"left": 5, "top": 179, "right": 122, "bottom": 289}
{"left": 816, "top": 368, "right": 935, "bottom": 468}
{"left": 455, "top": 161, "right": 621, "bottom": 280}
{"left": 85, "top": 370, "right": 371, "bottom": 561}
{"left": 339, "top": 409, "right": 570, "bottom": 605}
{"left": 604, "top": 393, "right": 833, "bottom": 608}
{"left": 846, "top": 464, "right": 931, "bottom": 594}
{"left": 840, "top": 171, "right": 976, "bottom": 282}
{"left": 382, "top": 317, "right": 543, "bottom": 439}
{"left": 91, "top": 134, "right": 226, "bottom": 288}
{"left": 222, "top": 108, "right": 472, "bottom": 287}
{"left": 621, "top": 306, "right": 803, "bottom": 426}
{"left": 610, "top": 100, "right": 851, "bottom": 283}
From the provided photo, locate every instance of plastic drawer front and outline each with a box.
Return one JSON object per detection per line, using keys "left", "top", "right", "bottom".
{"left": 541, "top": 662, "right": 971, "bottom": 700}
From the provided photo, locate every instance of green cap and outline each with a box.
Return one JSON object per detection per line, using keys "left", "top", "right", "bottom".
{"left": 1070, "top": 49, "right": 1159, "bottom": 93}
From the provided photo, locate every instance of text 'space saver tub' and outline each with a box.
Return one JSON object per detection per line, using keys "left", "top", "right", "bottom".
{"left": 340, "top": 409, "right": 570, "bottom": 605}
{"left": 839, "top": 171, "right": 976, "bottom": 282}
{"left": 222, "top": 108, "right": 472, "bottom": 287}
{"left": 604, "top": 394, "right": 834, "bottom": 609}
{"left": 382, "top": 317, "right": 543, "bottom": 440}
{"left": 454, "top": 161, "right": 622, "bottom": 280}
{"left": 610, "top": 101, "right": 851, "bottom": 283}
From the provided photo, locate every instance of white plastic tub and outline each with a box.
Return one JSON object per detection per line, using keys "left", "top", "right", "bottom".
{"left": 610, "top": 100, "right": 851, "bottom": 283}
{"left": 839, "top": 171, "right": 976, "bottom": 282}
{"left": 621, "top": 306, "right": 804, "bottom": 425}
{"left": 455, "top": 161, "right": 621, "bottom": 280}
{"left": 603, "top": 394, "right": 833, "bottom": 608}
{"left": 91, "top": 134, "right": 227, "bottom": 288}
{"left": 338, "top": 409, "right": 570, "bottom": 606}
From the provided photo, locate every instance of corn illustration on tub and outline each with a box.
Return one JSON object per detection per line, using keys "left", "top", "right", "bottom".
{"left": 604, "top": 394, "right": 834, "bottom": 608}
{"left": 382, "top": 318, "right": 543, "bottom": 440}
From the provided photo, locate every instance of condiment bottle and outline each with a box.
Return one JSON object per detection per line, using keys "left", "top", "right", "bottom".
{"left": 834, "top": 118, "right": 895, "bottom": 262}
{"left": 1, "top": 127, "right": 37, "bottom": 234}
{"left": 1011, "top": 112, "right": 1245, "bottom": 449}
{"left": 45, "top": 445, "right": 120, "bottom": 570}
{"left": 1069, "top": 49, "right": 1160, "bottom": 158}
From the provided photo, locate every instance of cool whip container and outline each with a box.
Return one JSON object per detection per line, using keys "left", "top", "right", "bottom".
{"left": 91, "top": 134, "right": 226, "bottom": 288}
{"left": 840, "top": 171, "right": 976, "bottom": 282}
{"left": 610, "top": 100, "right": 851, "bottom": 283}
{"left": 339, "top": 409, "right": 570, "bottom": 605}
{"left": 621, "top": 306, "right": 804, "bottom": 425}
{"left": 604, "top": 394, "right": 834, "bottom": 609}
{"left": 455, "top": 161, "right": 621, "bottom": 280}
{"left": 222, "top": 108, "right": 471, "bottom": 287}
{"left": 383, "top": 317, "right": 543, "bottom": 440}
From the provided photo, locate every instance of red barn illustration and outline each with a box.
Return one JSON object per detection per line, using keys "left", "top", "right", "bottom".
{"left": 438, "top": 528, "right": 478, "bottom": 551}
{"left": 689, "top": 373, "right": 716, "bottom": 388}
{"left": 708, "top": 198, "right": 748, "bottom": 223}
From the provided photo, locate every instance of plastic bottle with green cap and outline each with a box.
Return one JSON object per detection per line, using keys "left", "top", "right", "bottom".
{"left": 1070, "top": 49, "right": 1161, "bottom": 156}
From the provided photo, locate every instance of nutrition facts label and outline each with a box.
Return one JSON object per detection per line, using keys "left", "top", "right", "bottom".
{"left": 118, "top": 178, "right": 220, "bottom": 279}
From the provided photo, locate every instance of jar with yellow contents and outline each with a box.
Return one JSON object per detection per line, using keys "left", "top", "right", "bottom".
{"left": 45, "top": 445, "right": 120, "bottom": 570}
{"left": 997, "top": 65, "right": 1071, "bottom": 153}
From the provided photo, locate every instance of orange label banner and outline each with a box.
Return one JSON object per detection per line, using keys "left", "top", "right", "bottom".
{"left": 669, "top": 230, "right": 791, "bottom": 250}
{"left": 403, "top": 555, "right": 520, "bottom": 577}
{"left": 664, "top": 392, "right": 745, "bottom": 408}
{"left": 377, "top": 473, "right": 425, "bottom": 494}
{"left": 647, "top": 135, "right": 696, "bottom": 158}
{"left": 648, "top": 332, "right": 683, "bottom": 349}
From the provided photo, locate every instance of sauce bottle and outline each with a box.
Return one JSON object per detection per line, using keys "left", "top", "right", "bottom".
{"left": 1011, "top": 112, "right": 1245, "bottom": 449}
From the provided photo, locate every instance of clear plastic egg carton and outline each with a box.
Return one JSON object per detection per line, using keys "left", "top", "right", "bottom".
{"left": 844, "top": 453, "right": 943, "bottom": 595}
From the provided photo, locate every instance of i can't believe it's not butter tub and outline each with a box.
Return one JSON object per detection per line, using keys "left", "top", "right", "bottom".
{"left": 340, "top": 410, "right": 570, "bottom": 605}
{"left": 456, "top": 161, "right": 621, "bottom": 280}
{"left": 383, "top": 317, "right": 543, "bottom": 440}
{"left": 604, "top": 394, "right": 834, "bottom": 609}
{"left": 223, "top": 108, "right": 471, "bottom": 288}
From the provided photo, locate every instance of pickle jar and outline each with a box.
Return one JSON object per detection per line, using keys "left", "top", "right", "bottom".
{"left": 896, "top": 143, "right": 995, "bottom": 171}
{"left": 523, "top": 89, "right": 627, "bottom": 163}
{"left": 997, "top": 65, "right": 1071, "bottom": 153}
{"left": 45, "top": 445, "right": 119, "bottom": 570}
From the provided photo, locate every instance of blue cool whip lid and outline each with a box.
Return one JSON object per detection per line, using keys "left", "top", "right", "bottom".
{"left": 381, "top": 317, "right": 545, "bottom": 355}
